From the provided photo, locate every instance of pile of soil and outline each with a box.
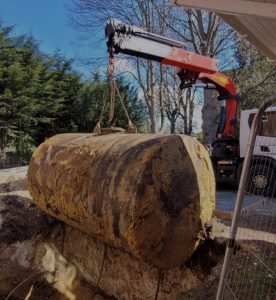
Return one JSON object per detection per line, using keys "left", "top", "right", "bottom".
{"left": 0, "top": 167, "right": 226, "bottom": 300}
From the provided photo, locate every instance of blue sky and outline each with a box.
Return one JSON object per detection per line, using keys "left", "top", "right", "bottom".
{"left": 0, "top": 1, "right": 206, "bottom": 132}
{"left": 0, "top": 0, "right": 105, "bottom": 76}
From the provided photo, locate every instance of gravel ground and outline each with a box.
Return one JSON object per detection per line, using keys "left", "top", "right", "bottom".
{"left": 216, "top": 188, "right": 258, "bottom": 212}
{"left": 216, "top": 183, "right": 275, "bottom": 212}
{"left": 0, "top": 166, "right": 28, "bottom": 183}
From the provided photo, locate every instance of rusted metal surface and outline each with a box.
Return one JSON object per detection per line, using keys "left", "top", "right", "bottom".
{"left": 27, "top": 133, "right": 215, "bottom": 269}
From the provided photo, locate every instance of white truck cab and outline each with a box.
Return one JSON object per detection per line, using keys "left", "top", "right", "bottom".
{"left": 239, "top": 106, "right": 276, "bottom": 196}
{"left": 212, "top": 106, "right": 276, "bottom": 197}
{"left": 240, "top": 107, "right": 276, "bottom": 160}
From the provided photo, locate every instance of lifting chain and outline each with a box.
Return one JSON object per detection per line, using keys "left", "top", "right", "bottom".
{"left": 93, "top": 47, "right": 137, "bottom": 134}
{"left": 114, "top": 83, "right": 137, "bottom": 133}
{"left": 107, "top": 46, "right": 116, "bottom": 124}
{"left": 93, "top": 93, "right": 108, "bottom": 134}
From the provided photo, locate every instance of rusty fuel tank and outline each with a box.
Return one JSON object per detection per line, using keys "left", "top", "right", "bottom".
{"left": 27, "top": 133, "right": 215, "bottom": 269}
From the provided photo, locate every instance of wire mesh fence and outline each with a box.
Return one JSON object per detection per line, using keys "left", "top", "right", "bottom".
{"left": 216, "top": 95, "right": 276, "bottom": 299}
{"left": 0, "top": 155, "right": 23, "bottom": 169}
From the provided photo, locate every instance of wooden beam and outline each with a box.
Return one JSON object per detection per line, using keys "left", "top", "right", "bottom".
{"left": 172, "top": 0, "right": 276, "bottom": 19}
{"left": 213, "top": 209, "right": 232, "bottom": 220}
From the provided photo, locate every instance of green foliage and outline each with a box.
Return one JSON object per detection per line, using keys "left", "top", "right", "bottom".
{"left": 230, "top": 40, "right": 276, "bottom": 110}
{"left": 196, "top": 132, "right": 203, "bottom": 144}
{"left": 75, "top": 77, "right": 148, "bottom": 132}
{"left": 0, "top": 25, "right": 78, "bottom": 149}
{"left": 0, "top": 24, "right": 148, "bottom": 162}
{"left": 15, "top": 133, "right": 35, "bottom": 164}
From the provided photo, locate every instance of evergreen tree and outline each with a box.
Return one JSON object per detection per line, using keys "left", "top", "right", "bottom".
{"left": 75, "top": 77, "right": 148, "bottom": 132}
{"left": 0, "top": 24, "right": 148, "bottom": 162}
{"left": 231, "top": 40, "right": 276, "bottom": 110}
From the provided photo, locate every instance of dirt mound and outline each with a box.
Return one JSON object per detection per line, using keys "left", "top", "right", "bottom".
{"left": 0, "top": 167, "right": 224, "bottom": 300}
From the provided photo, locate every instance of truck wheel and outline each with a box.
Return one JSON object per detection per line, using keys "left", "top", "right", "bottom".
{"left": 248, "top": 164, "right": 275, "bottom": 197}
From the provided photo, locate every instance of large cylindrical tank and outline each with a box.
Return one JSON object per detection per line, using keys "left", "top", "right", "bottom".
{"left": 27, "top": 133, "right": 215, "bottom": 269}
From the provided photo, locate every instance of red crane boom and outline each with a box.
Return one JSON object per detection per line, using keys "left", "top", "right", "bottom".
{"left": 105, "top": 19, "right": 238, "bottom": 138}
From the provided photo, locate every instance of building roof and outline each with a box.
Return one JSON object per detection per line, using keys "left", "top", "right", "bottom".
{"left": 172, "top": 0, "right": 276, "bottom": 62}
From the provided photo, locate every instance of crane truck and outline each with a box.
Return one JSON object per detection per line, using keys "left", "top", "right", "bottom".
{"left": 105, "top": 19, "right": 276, "bottom": 196}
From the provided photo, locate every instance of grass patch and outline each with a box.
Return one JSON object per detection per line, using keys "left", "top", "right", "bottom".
{"left": 227, "top": 250, "right": 276, "bottom": 299}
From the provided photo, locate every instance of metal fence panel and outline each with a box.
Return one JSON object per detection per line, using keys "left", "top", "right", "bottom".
{"left": 0, "top": 156, "right": 23, "bottom": 169}
{"left": 216, "top": 95, "right": 276, "bottom": 299}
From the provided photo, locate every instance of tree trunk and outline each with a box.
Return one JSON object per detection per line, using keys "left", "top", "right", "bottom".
{"left": 183, "top": 106, "right": 188, "bottom": 134}
{"left": 159, "top": 65, "right": 164, "bottom": 132}
{"left": 170, "top": 120, "right": 176, "bottom": 134}
{"left": 188, "top": 90, "right": 194, "bottom": 135}
{"left": 202, "top": 89, "right": 220, "bottom": 144}
{"left": 149, "top": 100, "right": 158, "bottom": 133}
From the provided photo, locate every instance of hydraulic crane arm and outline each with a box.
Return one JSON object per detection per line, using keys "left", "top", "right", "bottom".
{"left": 105, "top": 19, "right": 238, "bottom": 138}
{"left": 105, "top": 19, "right": 217, "bottom": 75}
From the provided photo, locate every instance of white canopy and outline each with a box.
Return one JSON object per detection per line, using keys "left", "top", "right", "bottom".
{"left": 172, "top": 0, "right": 276, "bottom": 62}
